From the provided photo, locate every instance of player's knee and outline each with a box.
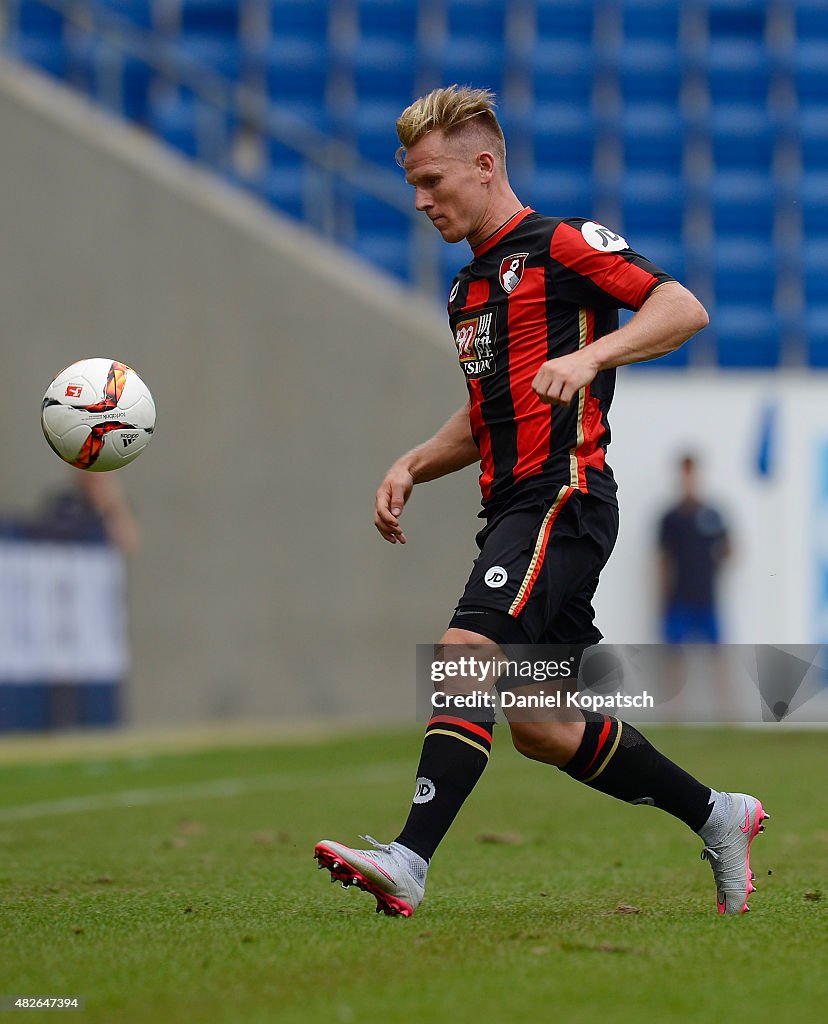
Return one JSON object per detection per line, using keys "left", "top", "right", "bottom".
{"left": 510, "top": 721, "right": 575, "bottom": 767}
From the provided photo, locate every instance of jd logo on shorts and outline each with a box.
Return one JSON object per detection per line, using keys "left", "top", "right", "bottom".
{"left": 413, "top": 777, "right": 435, "bottom": 804}
{"left": 484, "top": 566, "right": 508, "bottom": 588}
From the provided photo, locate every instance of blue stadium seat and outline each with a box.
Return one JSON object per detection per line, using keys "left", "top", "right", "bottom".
{"left": 352, "top": 192, "right": 409, "bottom": 236}
{"left": 350, "top": 41, "right": 419, "bottom": 103}
{"left": 800, "top": 108, "right": 828, "bottom": 173}
{"left": 706, "top": 0, "right": 767, "bottom": 40}
{"left": 269, "top": 0, "right": 329, "bottom": 38}
{"left": 631, "top": 236, "right": 686, "bottom": 283}
{"left": 535, "top": 0, "right": 594, "bottom": 44}
{"left": 518, "top": 171, "right": 595, "bottom": 219}
{"left": 9, "top": 0, "right": 68, "bottom": 79}
{"left": 802, "top": 173, "right": 828, "bottom": 235}
{"left": 806, "top": 307, "right": 828, "bottom": 367}
{"left": 617, "top": 41, "right": 682, "bottom": 105}
{"left": 254, "top": 165, "right": 306, "bottom": 220}
{"left": 356, "top": 0, "right": 419, "bottom": 44}
{"left": 713, "top": 239, "right": 774, "bottom": 307}
{"left": 710, "top": 105, "right": 774, "bottom": 174}
{"left": 16, "top": 0, "right": 65, "bottom": 37}
{"left": 532, "top": 103, "right": 594, "bottom": 177}
{"left": 803, "top": 241, "right": 828, "bottom": 306}
{"left": 711, "top": 173, "right": 775, "bottom": 238}
{"left": 620, "top": 172, "right": 685, "bottom": 237}
{"left": 344, "top": 102, "right": 405, "bottom": 168}
{"left": 795, "top": 42, "right": 828, "bottom": 108}
{"left": 621, "top": 0, "right": 680, "bottom": 43}
{"left": 437, "top": 40, "right": 505, "bottom": 97}
{"left": 179, "top": 0, "right": 240, "bottom": 36}
{"left": 794, "top": 1, "right": 828, "bottom": 41}
{"left": 714, "top": 306, "right": 780, "bottom": 368}
{"left": 352, "top": 231, "right": 413, "bottom": 283}
{"left": 264, "top": 37, "right": 328, "bottom": 105}
{"left": 706, "top": 40, "right": 771, "bottom": 105}
{"left": 530, "top": 40, "right": 594, "bottom": 106}
{"left": 621, "top": 104, "right": 685, "bottom": 176}
{"left": 446, "top": 0, "right": 506, "bottom": 43}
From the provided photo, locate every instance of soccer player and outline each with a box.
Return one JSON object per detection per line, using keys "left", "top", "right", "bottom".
{"left": 315, "top": 87, "right": 767, "bottom": 917}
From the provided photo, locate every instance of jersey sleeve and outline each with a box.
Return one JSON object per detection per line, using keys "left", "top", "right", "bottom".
{"left": 548, "top": 218, "right": 675, "bottom": 310}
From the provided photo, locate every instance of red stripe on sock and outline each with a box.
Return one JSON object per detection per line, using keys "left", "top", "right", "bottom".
{"left": 581, "top": 715, "right": 613, "bottom": 776}
{"left": 427, "top": 716, "right": 493, "bottom": 745}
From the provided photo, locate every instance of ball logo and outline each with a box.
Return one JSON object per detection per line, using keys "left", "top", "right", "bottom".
{"left": 499, "top": 253, "right": 528, "bottom": 293}
{"left": 65, "top": 384, "right": 83, "bottom": 398}
{"left": 413, "top": 777, "right": 435, "bottom": 804}
{"left": 581, "top": 221, "right": 628, "bottom": 253}
{"left": 484, "top": 566, "right": 508, "bottom": 588}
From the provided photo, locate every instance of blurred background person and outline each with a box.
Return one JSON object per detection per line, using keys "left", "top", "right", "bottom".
{"left": 658, "top": 453, "right": 730, "bottom": 646}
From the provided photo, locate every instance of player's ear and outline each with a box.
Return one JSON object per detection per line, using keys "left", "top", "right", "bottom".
{"left": 477, "top": 151, "right": 496, "bottom": 183}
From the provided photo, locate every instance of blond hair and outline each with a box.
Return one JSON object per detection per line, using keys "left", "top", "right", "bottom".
{"left": 396, "top": 85, "right": 506, "bottom": 166}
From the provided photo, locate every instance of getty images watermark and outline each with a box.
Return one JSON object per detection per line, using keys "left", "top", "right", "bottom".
{"left": 415, "top": 644, "right": 828, "bottom": 724}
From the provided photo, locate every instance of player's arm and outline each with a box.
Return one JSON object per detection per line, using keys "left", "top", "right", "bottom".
{"left": 533, "top": 281, "right": 708, "bottom": 407}
{"left": 375, "top": 401, "right": 478, "bottom": 544}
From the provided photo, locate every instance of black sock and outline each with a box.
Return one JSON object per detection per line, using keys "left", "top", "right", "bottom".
{"left": 395, "top": 716, "right": 494, "bottom": 861}
{"left": 562, "top": 712, "right": 712, "bottom": 831}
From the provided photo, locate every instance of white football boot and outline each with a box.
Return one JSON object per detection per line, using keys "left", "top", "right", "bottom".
{"left": 314, "top": 836, "right": 426, "bottom": 917}
{"left": 700, "top": 793, "right": 769, "bottom": 914}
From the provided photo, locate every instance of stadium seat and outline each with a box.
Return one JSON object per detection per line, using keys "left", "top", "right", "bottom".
{"left": 714, "top": 306, "right": 781, "bottom": 368}
{"left": 617, "top": 41, "right": 682, "bottom": 105}
{"left": 535, "top": 0, "right": 594, "bottom": 44}
{"left": 800, "top": 107, "right": 828, "bottom": 174}
{"left": 264, "top": 37, "right": 329, "bottom": 105}
{"left": 706, "top": 0, "right": 767, "bottom": 40}
{"left": 437, "top": 40, "right": 505, "bottom": 97}
{"left": 802, "top": 173, "right": 828, "bottom": 235}
{"left": 620, "top": 172, "right": 685, "bottom": 238}
{"left": 794, "top": 1, "right": 828, "bottom": 41}
{"left": 805, "top": 307, "right": 828, "bottom": 367}
{"left": 445, "top": 0, "right": 506, "bottom": 44}
{"left": 621, "top": 0, "right": 680, "bottom": 44}
{"left": 803, "top": 241, "right": 828, "bottom": 307}
{"left": 349, "top": 41, "right": 419, "bottom": 104}
{"left": 794, "top": 42, "right": 828, "bottom": 108}
{"left": 356, "top": 0, "right": 419, "bottom": 45}
{"left": 8, "top": 0, "right": 68, "bottom": 79}
{"left": 351, "top": 231, "right": 413, "bottom": 283}
{"left": 176, "top": 35, "right": 242, "bottom": 80}
{"left": 710, "top": 105, "right": 775, "bottom": 174}
{"left": 621, "top": 104, "right": 685, "bottom": 176}
{"left": 269, "top": 0, "right": 329, "bottom": 38}
{"left": 530, "top": 40, "right": 595, "bottom": 106}
{"left": 713, "top": 239, "right": 775, "bottom": 307}
{"left": 93, "top": 0, "right": 154, "bottom": 30}
{"left": 518, "top": 170, "right": 596, "bottom": 219}
{"left": 632, "top": 236, "right": 686, "bottom": 283}
{"left": 254, "top": 164, "right": 306, "bottom": 221}
{"left": 352, "top": 191, "right": 409, "bottom": 236}
{"left": 532, "top": 103, "right": 594, "bottom": 178}
{"left": 711, "top": 172, "right": 776, "bottom": 238}
{"left": 706, "top": 40, "right": 771, "bottom": 106}
{"left": 178, "top": 0, "right": 240, "bottom": 36}
{"left": 342, "top": 102, "right": 405, "bottom": 168}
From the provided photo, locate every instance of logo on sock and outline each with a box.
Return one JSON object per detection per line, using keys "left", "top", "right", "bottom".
{"left": 413, "top": 777, "right": 435, "bottom": 804}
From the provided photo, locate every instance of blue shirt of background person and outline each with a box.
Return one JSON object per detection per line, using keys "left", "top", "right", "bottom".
{"left": 658, "top": 454, "right": 730, "bottom": 643}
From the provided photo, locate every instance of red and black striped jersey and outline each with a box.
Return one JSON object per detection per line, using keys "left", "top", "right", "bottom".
{"left": 447, "top": 208, "right": 673, "bottom": 516}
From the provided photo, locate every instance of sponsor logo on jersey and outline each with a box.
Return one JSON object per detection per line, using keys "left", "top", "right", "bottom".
{"left": 484, "top": 566, "right": 508, "bottom": 588}
{"left": 581, "top": 221, "right": 628, "bottom": 253}
{"left": 499, "top": 252, "right": 529, "bottom": 293}
{"left": 413, "top": 777, "right": 435, "bottom": 804}
{"left": 454, "top": 307, "right": 498, "bottom": 379}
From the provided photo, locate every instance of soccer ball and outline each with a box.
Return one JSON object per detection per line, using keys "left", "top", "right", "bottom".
{"left": 41, "top": 358, "right": 156, "bottom": 472}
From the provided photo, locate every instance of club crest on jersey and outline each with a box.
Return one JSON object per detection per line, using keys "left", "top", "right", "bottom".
{"left": 499, "top": 253, "right": 529, "bottom": 293}
{"left": 454, "top": 307, "right": 498, "bottom": 379}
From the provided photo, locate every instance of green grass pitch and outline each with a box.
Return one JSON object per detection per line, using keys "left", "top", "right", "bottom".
{"left": 0, "top": 725, "right": 825, "bottom": 1023}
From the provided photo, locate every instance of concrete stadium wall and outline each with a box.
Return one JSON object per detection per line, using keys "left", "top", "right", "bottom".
{"left": 0, "top": 59, "right": 480, "bottom": 726}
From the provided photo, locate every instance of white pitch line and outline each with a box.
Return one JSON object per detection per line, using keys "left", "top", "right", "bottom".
{"left": 0, "top": 760, "right": 410, "bottom": 823}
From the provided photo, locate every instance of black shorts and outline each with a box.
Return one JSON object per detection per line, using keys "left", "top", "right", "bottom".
{"left": 448, "top": 486, "right": 619, "bottom": 647}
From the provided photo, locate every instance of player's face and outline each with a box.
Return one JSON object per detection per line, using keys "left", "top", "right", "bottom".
{"left": 404, "top": 132, "right": 489, "bottom": 244}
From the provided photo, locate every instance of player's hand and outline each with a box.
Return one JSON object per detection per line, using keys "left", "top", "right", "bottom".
{"left": 532, "top": 350, "right": 600, "bottom": 407}
{"left": 374, "top": 463, "right": 414, "bottom": 544}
